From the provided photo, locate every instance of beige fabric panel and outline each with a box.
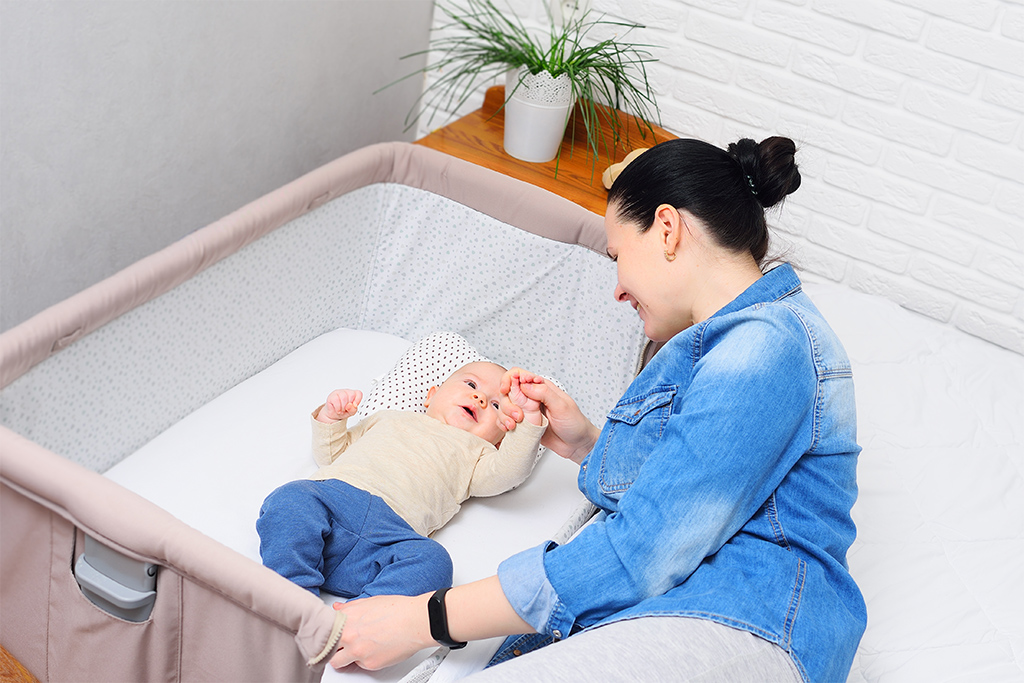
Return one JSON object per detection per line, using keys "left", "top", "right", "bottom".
{"left": 0, "top": 425, "right": 334, "bottom": 681}
{"left": 0, "top": 481, "right": 49, "bottom": 679}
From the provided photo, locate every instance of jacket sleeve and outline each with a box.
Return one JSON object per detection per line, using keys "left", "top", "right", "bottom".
{"left": 498, "top": 315, "right": 817, "bottom": 636}
{"left": 309, "top": 406, "right": 357, "bottom": 468}
{"left": 467, "top": 417, "right": 547, "bottom": 498}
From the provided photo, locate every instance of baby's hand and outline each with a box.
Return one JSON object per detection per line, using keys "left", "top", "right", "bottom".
{"left": 502, "top": 369, "right": 545, "bottom": 428}
{"left": 317, "top": 389, "right": 362, "bottom": 423}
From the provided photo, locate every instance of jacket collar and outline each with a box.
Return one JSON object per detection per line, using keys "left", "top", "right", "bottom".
{"left": 706, "top": 263, "right": 802, "bottom": 322}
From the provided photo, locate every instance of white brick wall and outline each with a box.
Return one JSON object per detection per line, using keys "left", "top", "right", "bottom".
{"left": 423, "top": 0, "right": 1024, "bottom": 354}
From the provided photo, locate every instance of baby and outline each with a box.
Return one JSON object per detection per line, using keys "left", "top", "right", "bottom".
{"left": 257, "top": 361, "right": 547, "bottom": 599}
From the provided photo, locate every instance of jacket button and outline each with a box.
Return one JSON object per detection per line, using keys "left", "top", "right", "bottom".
{"left": 553, "top": 630, "right": 563, "bottom": 639}
{"left": 513, "top": 650, "right": 522, "bottom": 657}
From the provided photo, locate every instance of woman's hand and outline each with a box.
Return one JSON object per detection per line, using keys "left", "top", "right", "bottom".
{"left": 500, "top": 368, "right": 601, "bottom": 465}
{"left": 329, "top": 594, "right": 433, "bottom": 671}
{"left": 329, "top": 577, "right": 533, "bottom": 671}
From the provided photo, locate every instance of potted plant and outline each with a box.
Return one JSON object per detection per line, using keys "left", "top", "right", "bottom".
{"left": 392, "top": 0, "right": 661, "bottom": 166}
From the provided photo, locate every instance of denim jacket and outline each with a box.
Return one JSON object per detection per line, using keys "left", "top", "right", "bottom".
{"left": 495, "top": 264, "right": 866, "bottom": 682}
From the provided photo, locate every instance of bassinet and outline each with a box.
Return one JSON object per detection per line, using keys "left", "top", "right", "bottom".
{"left": 0, "top": 141, "right": 644, "bottom": 681}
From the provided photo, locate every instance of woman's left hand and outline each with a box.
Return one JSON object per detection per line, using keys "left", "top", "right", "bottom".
{"left": 329, "top": 594, "right": 433, "bottom": 670}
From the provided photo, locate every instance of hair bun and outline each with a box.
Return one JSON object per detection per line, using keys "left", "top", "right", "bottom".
{"left": 727, "top": 136, "right": 801, "bottom": 208}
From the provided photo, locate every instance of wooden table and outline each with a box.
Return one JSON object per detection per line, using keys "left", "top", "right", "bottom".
{"left": 415, "top": 85, "right": 676, "bottom": 215}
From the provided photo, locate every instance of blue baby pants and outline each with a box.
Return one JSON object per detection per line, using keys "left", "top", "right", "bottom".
{"left": 256, "top": 479, "right": 453, "bottom": 599}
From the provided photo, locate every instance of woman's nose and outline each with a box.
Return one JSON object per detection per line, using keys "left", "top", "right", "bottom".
{"left": 614, "top": 284, "right": 629, "bottom": 302}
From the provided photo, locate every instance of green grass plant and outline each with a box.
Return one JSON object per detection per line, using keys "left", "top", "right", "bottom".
{"left": 386, "top": 0, "right": 661, "bottom": 167}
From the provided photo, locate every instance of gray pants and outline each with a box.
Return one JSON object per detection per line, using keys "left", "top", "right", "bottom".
{"left": 464, "top": 617, "right": 803, "bottom": 683}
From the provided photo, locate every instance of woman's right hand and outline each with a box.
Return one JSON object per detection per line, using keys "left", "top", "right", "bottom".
{"left": 501, "top": 368, "right": 600, "bottom": 465}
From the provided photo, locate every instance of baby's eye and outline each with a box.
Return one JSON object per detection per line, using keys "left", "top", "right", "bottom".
{"left": 491, "top": 401, "right": 500, "bottom": 410}
{"left": 466, "top": 380, "right": 477, "bottom": 389}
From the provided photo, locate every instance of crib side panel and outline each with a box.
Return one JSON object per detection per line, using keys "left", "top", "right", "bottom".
{"left": 0, "top": 427, "right": 335, "bottom": 681}
{"left": 0, "top": 485, "right": 322, "bottom": 682}
{"left": 0, "top": 186, "right": 389, "bottom": 473}
{"left": 0, "top": 483, "right": 50, "bottom": 680}
{"left": 356, "top": 185, "right": 645, "bottom": 424}
{"left": 2, "top": 484, "right": 184, "bottom": 682}
{"left": 0, "top": 141, "right": 619, "bottom": 473}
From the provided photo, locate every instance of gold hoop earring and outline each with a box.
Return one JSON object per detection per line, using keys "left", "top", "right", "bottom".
{"left": 664, "top": 250, "right": 677, "bottom": 262}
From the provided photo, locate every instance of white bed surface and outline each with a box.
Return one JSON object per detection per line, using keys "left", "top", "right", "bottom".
{"left": 106, "top": 283, "right": 1024, "bottom": 682}
{"left": 106, "top": 328, "right": 586, "bottom": 681}
{"left": 806, "top": 281, "right": 1024, "bottom": 682}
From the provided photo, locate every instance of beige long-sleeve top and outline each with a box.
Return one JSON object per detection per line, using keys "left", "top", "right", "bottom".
{"left": 310, "top": 409, "right": 547, "bottom": 537}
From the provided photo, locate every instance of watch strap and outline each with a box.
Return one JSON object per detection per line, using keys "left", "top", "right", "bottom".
{"left": 427, "top": 587, "right": 467, "bottom": 650}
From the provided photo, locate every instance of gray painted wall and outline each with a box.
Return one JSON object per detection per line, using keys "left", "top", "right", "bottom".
{"left": 0, "top": 0, "right": 433, "bottom": 332}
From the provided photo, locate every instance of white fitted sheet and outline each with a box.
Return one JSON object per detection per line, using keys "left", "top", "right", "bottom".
{"left": 106, "top": 327, "right": 587, "bottom": 681}
{"left": 106, "top": 283, "right": 1024, "bottom": 682}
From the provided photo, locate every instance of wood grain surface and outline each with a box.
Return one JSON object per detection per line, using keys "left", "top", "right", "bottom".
{"left": 415, "top": 86, "right": 677, "bottom": 216}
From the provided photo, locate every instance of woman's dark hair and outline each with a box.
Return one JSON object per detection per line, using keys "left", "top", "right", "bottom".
{"left": 607, "top": 136, "right": 801, "bottom": 265}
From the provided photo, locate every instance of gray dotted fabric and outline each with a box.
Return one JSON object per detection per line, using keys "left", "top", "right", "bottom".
{"left": 1, "top": 183, "right": 644, "bottom": 472}
{"left": 360, "top": 185, "right": 644, "bottom": 425}
{"left": 0, "top": 186, "right": 386, "bottom": 472}
{"left": 355, "top": 332, "right": 489, "bottom": 419}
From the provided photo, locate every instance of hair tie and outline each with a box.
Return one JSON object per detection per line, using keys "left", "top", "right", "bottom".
{"left": 745, "top": 174, "right": 758, "bottom": 196}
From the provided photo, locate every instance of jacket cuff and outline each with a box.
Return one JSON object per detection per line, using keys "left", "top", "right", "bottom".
{"left": 497, "top": 541, "right": 576, "bottom": 640}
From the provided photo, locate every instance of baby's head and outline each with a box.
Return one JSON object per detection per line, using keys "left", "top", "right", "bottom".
{"left": 423, "top": 361, "right": 507, "bottom": 445}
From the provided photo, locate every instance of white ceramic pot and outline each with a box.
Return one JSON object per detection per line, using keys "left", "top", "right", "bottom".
{"left": 503, "top": 66, "right": 575, "bottom": 163}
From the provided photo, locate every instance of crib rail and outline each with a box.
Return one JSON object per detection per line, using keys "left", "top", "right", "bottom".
{"left": 0, "top": 425, "right": 335, "bottom": 682}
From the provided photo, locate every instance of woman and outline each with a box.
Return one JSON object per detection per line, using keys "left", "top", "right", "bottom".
{"left": 328, "top": 137, "right": 867, "bottom": 682}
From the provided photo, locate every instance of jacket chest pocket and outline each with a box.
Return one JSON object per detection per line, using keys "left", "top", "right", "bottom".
{"left": 597, "top": 386, "right": 677, "bottom": 497}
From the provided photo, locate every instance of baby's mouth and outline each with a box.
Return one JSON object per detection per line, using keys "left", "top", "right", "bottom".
{"left": 462, "top": 405, "right": 478, "bottom": 421}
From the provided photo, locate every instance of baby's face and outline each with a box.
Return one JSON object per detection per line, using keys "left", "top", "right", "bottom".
{"left": 424, "top": 362, "right": 507, "bottom": 445}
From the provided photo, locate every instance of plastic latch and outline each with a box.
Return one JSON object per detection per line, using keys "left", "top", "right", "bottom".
{"left": 74, "top": 535, "right": 158, "bottom": 622}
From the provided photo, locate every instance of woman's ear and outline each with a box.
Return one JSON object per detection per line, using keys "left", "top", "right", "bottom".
{"left": 655, "top": 204, "right": 683, "bottom": 257}
{"left": 424, "top": 385, "right": 438, "bottom": 409}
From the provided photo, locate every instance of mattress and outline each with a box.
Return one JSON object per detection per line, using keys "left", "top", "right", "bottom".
{"left": 106, "top": 327, "right": 590, "bottom": 682}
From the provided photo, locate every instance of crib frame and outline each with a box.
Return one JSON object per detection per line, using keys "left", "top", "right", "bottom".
{"left": 0, "top": 142, "right": 638, "bottom": 682}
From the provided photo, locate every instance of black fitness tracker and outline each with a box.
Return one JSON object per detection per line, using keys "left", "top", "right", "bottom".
{"left": 427, "top": 587, "right": 467, "bottom": 650}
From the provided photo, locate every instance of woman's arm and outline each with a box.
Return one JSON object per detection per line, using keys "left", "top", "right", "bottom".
{"left": 500, "top": 368, "right": 601, "bottom": 465}
{"left": 447, "top": 576, "right": 534, "bottom": 641}
{"left": 329, "top": 576, "right": 532, "bottom": 670}
{"left": 521, "top": 319, "right": 819, "bottom": 629}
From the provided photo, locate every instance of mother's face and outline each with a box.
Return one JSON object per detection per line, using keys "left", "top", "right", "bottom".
{"left": 604, "top": 208, "right": 691, "bottom": 342}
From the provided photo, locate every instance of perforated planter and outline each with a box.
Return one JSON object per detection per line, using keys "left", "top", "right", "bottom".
{"left": 503, "top": 66, "right": 574, "bottom": 163}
